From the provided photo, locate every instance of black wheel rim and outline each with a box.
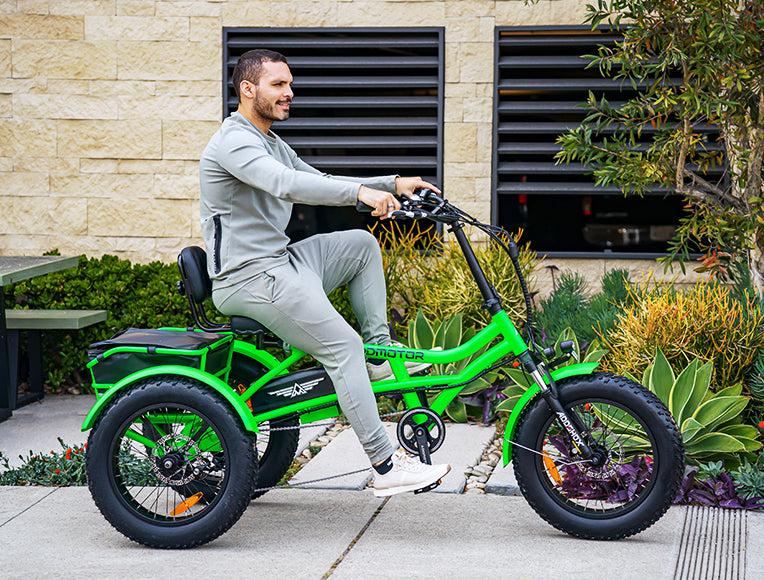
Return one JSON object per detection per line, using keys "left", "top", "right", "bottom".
{"left": 533, "top": 399, "right": 659, "bottom": 518}
{"left": 108, "top": 403, "right": 229, "bottom": 525}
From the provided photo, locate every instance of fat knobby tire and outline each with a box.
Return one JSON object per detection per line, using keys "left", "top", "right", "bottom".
{"left": 86, "top": 376, "right": 258, "bottom": 548}
{"left": 512, "top": 372, "right": 684, "bottom": 540}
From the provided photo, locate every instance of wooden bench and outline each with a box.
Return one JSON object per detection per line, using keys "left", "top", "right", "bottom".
{"left": 5, "top": 309, "right": 107, "bottom": 408}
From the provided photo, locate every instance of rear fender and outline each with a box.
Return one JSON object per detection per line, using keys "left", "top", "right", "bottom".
{"left": 81, "top": 365, "right": 258, "bottom": 433}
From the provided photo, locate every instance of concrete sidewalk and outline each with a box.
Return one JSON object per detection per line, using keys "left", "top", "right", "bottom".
{"left": 1, "top": 395, "right": 763, "bottom": 579}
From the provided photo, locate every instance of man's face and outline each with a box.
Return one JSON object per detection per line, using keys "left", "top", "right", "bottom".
{"left": 250, "top": 60, "right": 294, "bottom": 124}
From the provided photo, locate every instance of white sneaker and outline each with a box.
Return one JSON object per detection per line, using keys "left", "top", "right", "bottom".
{"left": 366, "top": 343, "right": 440, "bottom": 381}
{"left": 372, "top": 449, "right": 451, "bottom": 497}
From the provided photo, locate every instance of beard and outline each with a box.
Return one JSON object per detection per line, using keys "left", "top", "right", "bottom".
{"left": 252, "top": 91, "right": 290, "bottom": 123}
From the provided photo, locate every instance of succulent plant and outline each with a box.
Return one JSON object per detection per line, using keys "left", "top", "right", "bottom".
{"left": 637, "top": 348, "right": 761, "bottom": 463}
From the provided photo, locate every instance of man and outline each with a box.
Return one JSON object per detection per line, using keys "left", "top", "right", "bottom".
{"left": 199, "top": 49, "right": 450, "bottom": 496}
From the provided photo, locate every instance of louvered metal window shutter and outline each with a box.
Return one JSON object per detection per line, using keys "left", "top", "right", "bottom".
{"left": 223, "top": 28, "right": 444, "bottom": 242}
{"left": 492, "top": 26, "right": 722, "bottom": 257}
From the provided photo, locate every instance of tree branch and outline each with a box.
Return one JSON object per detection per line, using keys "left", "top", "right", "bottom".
{"left": 679, "top": 168, "right": 748, "bottom": 212}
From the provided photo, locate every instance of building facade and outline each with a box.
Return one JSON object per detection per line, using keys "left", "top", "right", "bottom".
{"left": 0, "top": 0, "right": 705, "bottom": 293}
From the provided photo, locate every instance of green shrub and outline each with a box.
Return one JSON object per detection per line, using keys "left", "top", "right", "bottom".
{"left": 746, "top": 353, "right": 764, "bottom": 416}
{"left": 535, "top": 268, "right": 631, "bottom": 346}
{"left": 4, "top": 254, "right": 192, "bottom": 393}
{"left": 0, "top": 439, "right": 87, "bottom": 486}
{"left": 600, "top": 279, "right": 764, "bottom": 391}
{"left": 732, "top": 458, "right": 764, "bottom": 500}
{"left": 2, "top": 251, "right": 384, "bottom": 392}
{"left": 371, "top": 221, "right": 540, "bottom": 338}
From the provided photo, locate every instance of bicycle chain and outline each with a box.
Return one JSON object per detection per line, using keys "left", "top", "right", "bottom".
{"left": 248, "top": 410, "right": 407, "bottom": 494}
{"left": 259, "top": 409, "right": 406, "bottom": 433}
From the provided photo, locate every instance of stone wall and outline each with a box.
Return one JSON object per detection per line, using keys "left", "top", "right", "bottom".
{"left": 0, "top": 0, "right": 705, "bottom": 290}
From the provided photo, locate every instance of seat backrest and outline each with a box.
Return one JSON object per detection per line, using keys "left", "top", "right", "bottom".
{"left": 177, "top": 246, "right": 271, "bottom": 341}
{"left": 177, "top": 246, "right": 212, "bottom": 305}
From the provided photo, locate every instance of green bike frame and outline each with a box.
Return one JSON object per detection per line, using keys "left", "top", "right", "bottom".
{"left": 82, "top": 206, "right": 599, "bottom": 465}
{"left": 82, "top": 313, "right": 599, "bottom": 465}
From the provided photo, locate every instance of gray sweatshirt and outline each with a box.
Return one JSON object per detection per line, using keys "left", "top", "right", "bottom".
{"left": 199, "top": 112, "right": 397, "bottom": 290}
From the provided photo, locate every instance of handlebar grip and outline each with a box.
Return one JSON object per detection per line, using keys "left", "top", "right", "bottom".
{"left": 418, "top": 188, "right": 444, "bottom": 204}
{"left": 356, "top": 200, "right": 374, "bottom": 213}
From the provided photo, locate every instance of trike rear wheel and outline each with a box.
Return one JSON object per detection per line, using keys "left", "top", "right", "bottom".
{"left": 512, "top": 373, "right": 684, "bottom": 540}
{"left": 86, "top": 376, "right": 257, "bottom": 548}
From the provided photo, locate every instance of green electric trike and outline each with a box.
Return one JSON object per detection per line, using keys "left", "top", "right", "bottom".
{"left": 82, "top": 189, "right": 684, "bottom": 548}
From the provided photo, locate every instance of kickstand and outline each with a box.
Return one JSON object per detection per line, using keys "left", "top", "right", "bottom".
{"left": 414, "top": 426, "right": 432, "bottom": 465}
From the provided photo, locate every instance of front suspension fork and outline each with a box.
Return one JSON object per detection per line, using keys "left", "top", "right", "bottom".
{"left": 521, "top": 353, "right": 593, "bottom": 459}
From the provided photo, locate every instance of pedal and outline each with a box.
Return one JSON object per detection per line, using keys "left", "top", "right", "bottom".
{"left": 414, "top": 478, "right": 442, "bottom": 495}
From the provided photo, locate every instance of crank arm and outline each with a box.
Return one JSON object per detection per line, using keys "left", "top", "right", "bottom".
{"left": 414, "top": 426, "right": 432, "bottom": 465}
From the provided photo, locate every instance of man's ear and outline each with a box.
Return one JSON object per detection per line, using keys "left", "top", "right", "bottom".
{"left": 239, "top": 80, "right": 255, "bottom": 99}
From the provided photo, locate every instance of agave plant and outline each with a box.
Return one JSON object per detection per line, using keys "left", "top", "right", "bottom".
{"left": 495, "top": 327, "right": 607, "bottom": 413}
{"left": 406, "top": 310, "right": 500, "bottom": 423}
{"left": 636, "top": 348, "right": 762, "bottom": 463}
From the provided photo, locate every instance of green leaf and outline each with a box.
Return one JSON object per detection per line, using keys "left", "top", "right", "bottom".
{"left": 715, "top": 384, "right": 743, "bottom": 398}
{"left": 583, "top": 346, "right": 607, "bottom": 364}
{"left": 692, "top": 396, "right": 749, "bottom": 431}
{"left": 728, "top": 436, "right": 763, "bottom": 452}
{"left": 681, "top": 417, "right": 705, "bottom": 443}
{"left": 445, "top": 400, "right": 467, "bottom": 423}
{"left": 647, "top": 348, "right": 675, "bottom": 407}
{"left": 670, "top": 358, "right": 700, "bottom": 426}
{"left": 440, "top": 313, "right": 464, "bottom": 351}
{"left": 459, "top": 377, "right": 491, "bottom": 395}
{"left": 677, "top": 361, "right": 712, "bottom": 423}
{"left": 685, "top": 433, "right": 745, "bottom": 456}
{"left": 720, "top": 421, "right": 756, "bottom": 434}
{"left": 412, "top": 309, "right": 434, "bottom": 350}
{"left": 496, "top": 396, "right": 521, "bottom": 413}
{"left": 504, "top": 367, "right": 535, "bottom": 389}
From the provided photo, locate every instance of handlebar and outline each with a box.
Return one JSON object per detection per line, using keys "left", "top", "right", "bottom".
{"left": 355, "top": 188, "right": 454, "bottom": 223}
{"left": 354, "top": 186, "right": 538, "bottom": 356}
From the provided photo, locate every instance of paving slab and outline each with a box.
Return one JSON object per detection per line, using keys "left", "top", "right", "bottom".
{"left": 0, "top": 486, "right": 384, "bottom": 580}
{"left": 0, "top": 485, "right": 57, "bottom": 525}
{"left": 484, "top": 460, "right": 521, "bottom": 496}
{"left": 331, "top": 493, "right": 686, "bottom": 580}
{"left": 288, "top": 423, "right": 398, "bottom": 490}
{"left": 745, "top": 509, "right": 764, "bottom": 579}
{"left": 0, "top": 395, "right": 94, "bottom": 468}
{"left": 428, "top": 423, "right": 495, "bottom": 493}
{"left": 289, "top": 422, "right": 495, "bottom": 493}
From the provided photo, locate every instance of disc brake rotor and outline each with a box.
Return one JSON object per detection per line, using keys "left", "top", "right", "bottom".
{"left": 580, "top": 426, "right": 623, "bottom": 480}
{"left": 151, "top": 433, "right": 203, "bottom": 486}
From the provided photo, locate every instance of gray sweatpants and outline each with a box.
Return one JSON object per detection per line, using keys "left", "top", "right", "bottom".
{"left": 213, "top": 229, "right": 396, "bottom": 464}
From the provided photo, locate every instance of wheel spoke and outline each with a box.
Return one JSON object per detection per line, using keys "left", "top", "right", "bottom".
{"left": 538, "top": 400, "right": 656, "bottom": 514}
{"left": 110, "top": 404, "right": 228, "bottom": 523}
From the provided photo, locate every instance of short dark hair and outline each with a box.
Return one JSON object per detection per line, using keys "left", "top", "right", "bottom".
{"left": 232, "top": 49, "right": 288, "bottom": 101}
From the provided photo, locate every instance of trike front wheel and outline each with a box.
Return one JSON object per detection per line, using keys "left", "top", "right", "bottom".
{"left": 512, "top": 373, "right": 684, "bottom": 540}
{"left": 86, "top": 376, "right": 257, "bottom": 548}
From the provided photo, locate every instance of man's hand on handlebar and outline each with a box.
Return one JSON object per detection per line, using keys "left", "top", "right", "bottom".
{"left": 357, "top": 178, "right": 441, "bottom": 219}
{"left": 357, "top": 185, "right": 400, "bottom": 219}
{"left": 395, "top": 177, "right": 441, "bottom": 198}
